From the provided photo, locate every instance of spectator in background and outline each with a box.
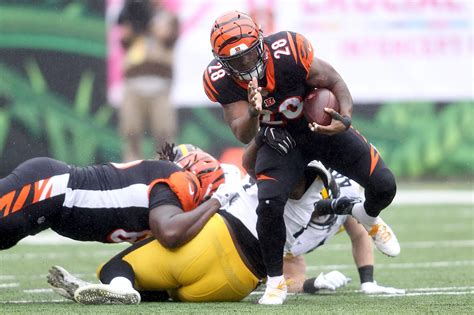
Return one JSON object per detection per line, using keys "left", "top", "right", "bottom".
{"left": 117, "top": 0, "right": 179, "bottom": 161}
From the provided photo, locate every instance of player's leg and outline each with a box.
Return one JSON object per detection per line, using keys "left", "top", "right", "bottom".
{"left": 47, "top": 265, "right": 91, "bottom": 300}
{"left": 0, "top": 157, "right": 69, "bottom": 250}
{"left": 310, "top": 128, "right": 399, "bottom": 256}
{"left": 75, "top": 214, "right": 259, "bottom": 303}
{"left": 254, "top": 145, "right": 305, "bottom": 304}
{"left": 73, "top": 238, "right": 155, "bottom": 305}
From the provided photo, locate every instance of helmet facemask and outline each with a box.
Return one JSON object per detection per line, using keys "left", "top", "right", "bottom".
{"left": 214, "top": 31, "right": 267, "bottom": 81}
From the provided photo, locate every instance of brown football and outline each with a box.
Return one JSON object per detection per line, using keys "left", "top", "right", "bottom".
{"left": 303, "top": 88, "right": 340, "bottom": 126}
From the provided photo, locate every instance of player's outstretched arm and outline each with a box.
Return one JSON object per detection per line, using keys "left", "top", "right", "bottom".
{"left": 344, "top": 217, "right": 405, "bottom": 294}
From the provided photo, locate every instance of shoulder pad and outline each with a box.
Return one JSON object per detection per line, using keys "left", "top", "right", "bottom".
{"left": 149, "top": 171, "right": 201, "bottom": 212}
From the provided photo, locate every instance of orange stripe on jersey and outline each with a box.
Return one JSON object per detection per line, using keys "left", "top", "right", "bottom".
{"left": 149, "top": 171, "right": 202, "bottom": 212}
{"left": 11, "top": 184, "right": 31, "bottom": 213}
{"left": 203, "top": 71, "right": 218, "bottom": 102}
{"left": 33, "top": 178, "right": 50, "bottom": 203}
{"left": 204, "top": 70, "right": 219, "bottom": 95}
{"left": 263, "top": 46, "right": 276, "bottom": 92}
{"left": 204, "top": 83, "right": 217, "bottom": 103}
{"left": 295, "top": 33, "right": 314, "bottom": 75}
{"left": 369, "top": 145, "right": 380, "bottom": 176}
{"left": 232, "top": 76, "right": 249, "bottom": 90}
{"left": 286, "top": 32, "right": 298, "bottom": 64}
{"left": 0, "top": 191, "right": 15, "bottom": 218}
{"left": 256, "top": 173, "right": 277, "bottom": 181}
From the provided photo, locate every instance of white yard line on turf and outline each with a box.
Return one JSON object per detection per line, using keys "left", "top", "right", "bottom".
{"left": 409, "top": 286, "right": 474, "bottom": 292}
{"left": 371, "top": 291, "right": 474, "bottom": 297}
{"left": 250, "top": 286, "right": 474, "bottom": 296}
{"left": 307, "top": 260, "right": 474, "bottom": 271}
{"left": 23, "top": 288, "right": 54, "bottom": 293}
{"left": 0, "top": 299, "right": 67, "bottom": 304}
{"left": 0, "top": 283, "right": 19, "bottom": 289}
{"left": 318, "top": 240, "right": 474, "bottom": 251}
{"left": 393, "top": 190, "right": 473, "bottom": 205}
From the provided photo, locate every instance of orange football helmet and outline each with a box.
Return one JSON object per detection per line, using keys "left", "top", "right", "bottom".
{"left": 210, "top": 11, "right": 267, "bottom": 81}
{"left": 176, "top": 151, "right": 225, "bottom": 201}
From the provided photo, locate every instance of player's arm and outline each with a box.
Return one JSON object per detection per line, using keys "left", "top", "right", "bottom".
{"left": 222, "top": 77, "right": 262, "bottom": 144}
{"left": 148, "top": 180, "right": 235, "bottom": 249}
{"left": 149, "top": 197, "right": 221, "bottom": 248}
{"left": 242, "top": 139, "right": 259, "bottom": 179}
{"left": 344, "top": 216, "right": 373, "bottom": 268}
{"left": 222, "top": 100, "right": 260, "bottom": 144}
{"left": 344, "top": 217, "right": 405, "bottom": 294}
{"left": 283, "top": 255, "right": 307, "bottom": 293}
{"left": 306, "top": 57, "right": 353, "bottom": 134}
{"left": 284, "top": 254, "right": 351, "bottom": 293}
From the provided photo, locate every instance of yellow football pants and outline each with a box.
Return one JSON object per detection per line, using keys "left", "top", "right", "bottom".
{"left": 107, "top": 214, "right": 260, "bottom": 302}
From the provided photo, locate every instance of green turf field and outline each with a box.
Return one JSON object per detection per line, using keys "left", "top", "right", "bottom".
{"left": 1, "top": 202, "right": 473, "bottom": 314}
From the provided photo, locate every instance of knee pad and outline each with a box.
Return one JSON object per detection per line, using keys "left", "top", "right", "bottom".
{"left": 365, "top": 168, "right": 397, "bottom": 214}
{"left": 256, "top": 198, "right": 286, "bottom": 219}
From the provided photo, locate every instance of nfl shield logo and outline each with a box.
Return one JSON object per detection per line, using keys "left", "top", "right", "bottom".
{"left": 264, "top": 97, "right": 275, "bottom": 107}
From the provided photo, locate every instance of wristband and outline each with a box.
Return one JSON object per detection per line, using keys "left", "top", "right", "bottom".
{"left": 303, "top": 277, "right": 319, "bottom": 294}
{"left": 330, "top": 111, "right": 352, "bottom": 129}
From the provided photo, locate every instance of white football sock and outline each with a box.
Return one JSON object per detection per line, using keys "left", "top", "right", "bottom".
{"left": 267, "top": 275, "right": 285, "bottom": 288}
{"left": 352, "top": 202, "right": 377, "bottom": 226}
{"left": 109, "top": 277, "right": 133, "bottom": 290}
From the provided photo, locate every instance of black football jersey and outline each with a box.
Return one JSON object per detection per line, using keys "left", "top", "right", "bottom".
{"left": 203, "top": 31, "right": 314, "bottom": 131}
{"left": 53, "top": 159, "right": 201, "bottom": 243}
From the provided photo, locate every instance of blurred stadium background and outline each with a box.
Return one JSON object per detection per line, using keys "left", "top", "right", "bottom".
{"left": 0, "top": 0, "right": 472, "bottom": 180}
{"left": 0, "top": 0, "right": 473, "bottom": 312}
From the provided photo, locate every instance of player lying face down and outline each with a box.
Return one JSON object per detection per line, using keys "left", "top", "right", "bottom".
{"left": 0, "top": 144, "right": 225, "bottom": 250}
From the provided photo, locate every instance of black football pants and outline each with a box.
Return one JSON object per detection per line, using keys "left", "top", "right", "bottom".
{"left": 0, "top": 158, "right": 68, "bottom": 250}
{"left": 254, "top": 127, "right": 396, "bottom": 276}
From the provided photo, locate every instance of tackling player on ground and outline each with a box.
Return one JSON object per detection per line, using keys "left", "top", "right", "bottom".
{"left": 47, "top": 151, "right": 403, "bottom": 304}
{"left": 0, "top": 149, "right": 225, "bottom": 249}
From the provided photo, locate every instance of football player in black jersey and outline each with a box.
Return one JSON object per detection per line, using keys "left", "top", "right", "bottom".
{"left": 203, "top": 11, "right": 399, "bottom": 304}
{"left": 0, "top": 151, "right": 226, "bottom": 250}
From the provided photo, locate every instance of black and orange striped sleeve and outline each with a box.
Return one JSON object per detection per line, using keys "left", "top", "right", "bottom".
{"left": 203, "top": 68, "right": 218, "bottom": 103}
{"left": 202, "top": 60, "right": 248, "bottom": 105}
{"left": 285, "top": 31, "right": 314, "bottom": 79}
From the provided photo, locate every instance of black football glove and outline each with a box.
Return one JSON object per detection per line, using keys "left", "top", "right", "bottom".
{"left": 255, "top": 126, "right": 296, "bottom": 155}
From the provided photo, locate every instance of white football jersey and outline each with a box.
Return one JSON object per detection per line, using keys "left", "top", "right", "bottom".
{"left": 221, "top": 163, "right": 244, "bottom": 184}
{"left": 221, "top": 171, "right": 364, "bottom": 257}
{"left": 285, "top": 171, "right": 364, "bottom": 256}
